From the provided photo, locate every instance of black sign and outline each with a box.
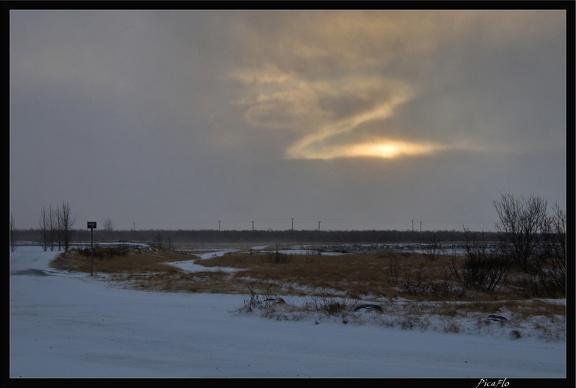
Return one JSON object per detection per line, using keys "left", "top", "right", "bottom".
{"left": 87, "top": 221, "right": 97, "bottom": 229}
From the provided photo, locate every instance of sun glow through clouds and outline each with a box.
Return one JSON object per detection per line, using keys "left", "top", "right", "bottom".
{"left": 350, "top": 141, "right": 439, "bottom": 158}
{"left": 226, "top": 11, "right": 563, "bottom": 163}
{"left": 287, "top": 140, "right": 441, "bottom": 160}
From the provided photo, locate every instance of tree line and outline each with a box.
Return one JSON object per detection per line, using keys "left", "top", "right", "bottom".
{"left": 10, "top": 193, "right": 566, "bottom": 267}
{"left": 9, "top": 193, "right": 566, "bottom": 296}
{"left": 10, "top": 201, "right": 76, "bottom": 252}
{"left": 12, "top": 223, "right": 500, "bottom": 246}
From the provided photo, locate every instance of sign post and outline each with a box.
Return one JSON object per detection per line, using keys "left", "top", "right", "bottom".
{"left": 87, "top": 222, "right": 97, "bottom": 276}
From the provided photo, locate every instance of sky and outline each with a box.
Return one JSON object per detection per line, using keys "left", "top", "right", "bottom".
{"left": 8, "top": 6, "right": 568, "bottom": 232}
{"left": 9, "top": 245, "right": 568, "bottom": 379}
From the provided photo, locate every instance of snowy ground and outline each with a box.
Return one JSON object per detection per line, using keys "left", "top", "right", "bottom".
{"left": 9, "top": 246, "right": 568, "bottom": 379}
{"left": 176, "top": 245, "right": 566, "bottom": 342}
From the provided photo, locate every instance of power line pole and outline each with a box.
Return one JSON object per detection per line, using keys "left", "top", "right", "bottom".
{"left": 318, "top": 221, "right": 321, "bottom": 231}
{"left": 251, "top": 221, "right": 254, "bottom": 231}
{"left": 291, "top": 218, "right": 294, "bottom": 231}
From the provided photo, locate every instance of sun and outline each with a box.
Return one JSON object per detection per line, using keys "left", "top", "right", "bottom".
{"left": 285, "top": 140, "right": 440, "bottom": 160}
{"left": 301, "top": 140, "right": 440, "bottom": 160}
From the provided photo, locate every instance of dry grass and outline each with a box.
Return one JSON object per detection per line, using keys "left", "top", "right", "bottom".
{"left": 47, "top": 244, "right": 566, "bottom": 341}
{"left": 50, "top": 245, "right": 562, "bottom": 304}
{"left": 50, "top": 245, "right": 186, "bottom": 274}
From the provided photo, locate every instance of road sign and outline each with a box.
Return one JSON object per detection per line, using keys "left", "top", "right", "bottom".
{"left": 87, "top": 221, "right": 97, "bottom": 276}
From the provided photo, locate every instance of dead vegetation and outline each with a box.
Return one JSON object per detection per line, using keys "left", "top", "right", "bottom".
{"left": 51, "top": 243, "right": 185, "bottom": 275}
{"left": 49, "top": 244, "right": 565, "bottom": 307}
{"left": 47, "top": 244, "right": 566, "bottom": 341}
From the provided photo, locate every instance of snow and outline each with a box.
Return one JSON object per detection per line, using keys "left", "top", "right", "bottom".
{"left": 9, "top": 246, "right": 567, "bottom": 379}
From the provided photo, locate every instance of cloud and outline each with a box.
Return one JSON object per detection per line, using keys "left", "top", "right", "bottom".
{"left": 9, "top": 9, "right": 566, "bottom": 230}
{"left": 284, "top": 78, "right": 415, "bottom": 159}
{"left": 221, "top": 10, "right": 565, "bottom": 161}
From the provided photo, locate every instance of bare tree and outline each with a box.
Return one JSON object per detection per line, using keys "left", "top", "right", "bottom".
{"left": 54, "top": 203, "right": 62, "bottom": 250}
{"left": 530, "top": 201, "right": 566, "bottom": 295}
{"left": 103, "top": 218, "right": 114, "bottom": 231}
{"left": 54, "top": 201, "right": 76, "bottom": 252}
{"left": 49, "top": 204, "right": 56, "bottom": 251}
{"left": 540, "top": 202, "right": 566, "bottom": 261}
{"left": 39, "top": 206, "right": 50, "bottom": 251}
{"left": 493, "top": 193, "right": 548, "bottom": 271}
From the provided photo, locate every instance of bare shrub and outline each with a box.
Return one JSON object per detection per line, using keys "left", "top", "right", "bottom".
{"left": 428, "top": 278, "right": 464, "bottom": 298}
{"left": 462, "top": 255, "right": 509, "bottom": 293}
{"left": 308, "top": 290, "right": 359, "bottom": 317}
{"left": 453, "top": 230, "right": 509, "bottom": 292}
{"left": 241, "top": 283, "right": 282, "bottom": 313}
{"left": 422, "top": 232, "right": 446, "bottom": 262}
{"left": 264, "top": 250, "right": 291, "bottom": 264}
{"left": 400, "top": 260, "right": 426, "bottom": 294}
{"left": 525, "top": 202, "right": 566, "bottom": 296}
{"left": 517, "top": 265, "right": 565, "bottom": 298}
{"left": 388, "top": 254, "right": 401, "bottom": 283}
{"left": 78, "top": 245, "right": 129, "bottom": 259}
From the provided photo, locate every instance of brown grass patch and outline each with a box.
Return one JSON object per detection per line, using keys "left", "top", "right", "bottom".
{"left": 49, "top": 246, "right": 566, "bottom": 314}
{"left": 49, "top": 245, "right": 193, "bottom": 274}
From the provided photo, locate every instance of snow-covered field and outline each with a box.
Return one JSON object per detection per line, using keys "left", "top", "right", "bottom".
{"left": 9, "top": 245, "right": 567, "bottom": 379}
{"left": 175, "top": 245, "right": 566, "bottom": 343}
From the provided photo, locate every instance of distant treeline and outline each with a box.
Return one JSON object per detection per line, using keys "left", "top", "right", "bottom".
{"left": 12, "top": 228, "right": 501, "bottom": 245}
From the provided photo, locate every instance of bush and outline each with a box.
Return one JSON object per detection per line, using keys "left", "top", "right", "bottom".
{"left": 308, "top": 290, "right": 359, "bottom": 317}
{"left": 241, "top": 283, "right": 284, "bottom": 313}
{"left": 264, "top": 250, "right": 291, "bottom": 264}
{"left": 453, "top": 230, "right": 509, "bottom": 292}
{"left": 77, "top": 245, "right": 129, "bottom": 259}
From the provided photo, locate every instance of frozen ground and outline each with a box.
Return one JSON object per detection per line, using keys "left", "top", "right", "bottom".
{"left": 9, "top": 245, "right": 568, "bottom": 379}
